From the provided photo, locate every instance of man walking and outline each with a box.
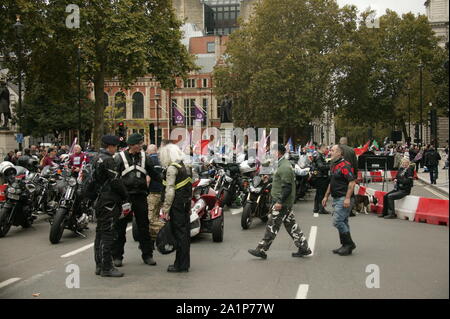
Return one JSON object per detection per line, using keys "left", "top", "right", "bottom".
{"left": 312, "top": 144, "right": 331, "bottom": 214}
{"left": 322, "top": 145, "right": 357, "bottom": 256}
{"left": 424, "top": 145, "right": 441, "bottom": 184}
{"left": 248, "top": 144, "right": 311, "bottom": 259}
{"left": 146, "top": 144, "right": 165, "bottom": 242}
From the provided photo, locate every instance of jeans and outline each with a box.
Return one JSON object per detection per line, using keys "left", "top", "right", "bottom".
{"left": 429, "top": 165, "right": 438, "bottom": 184}
{"left": 332, "top": 197, "right": 354, "bottom": 234}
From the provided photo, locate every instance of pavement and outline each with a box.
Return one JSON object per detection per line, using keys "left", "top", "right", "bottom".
{"left": 0, "top": 186, "right": 448, "bottom": 299}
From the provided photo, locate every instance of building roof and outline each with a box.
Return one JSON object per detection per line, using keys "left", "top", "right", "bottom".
{"left": 194, "top": 54, "right": 217, "bottom": 74}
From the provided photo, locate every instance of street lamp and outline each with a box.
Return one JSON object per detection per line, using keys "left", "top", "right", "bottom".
{"left": 418, "top": 61, "right": 424, "bottom": 146}
{"left": 407, "top": 84, "right": 411, "bottom": 140}
{"left": 77, "top": 44, "right": 82, "bottom": 148}
{"left": 13, "top": 15, "right": 24, "bottom": 151}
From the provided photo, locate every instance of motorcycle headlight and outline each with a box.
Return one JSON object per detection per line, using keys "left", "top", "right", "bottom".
{"left": 7, "top": 187, "right": 15, "bottom": 194}
{"left": 253, "top": 176, "right": 262, "bottom": 187}
{"left": 225, "top": 175, "right": 233, "bottom": 183}
{"left": 68, "top": 177, "right": 77, "bottom": 187}
{"left": 250, "top": 186, "right": 262, "bottom": 193}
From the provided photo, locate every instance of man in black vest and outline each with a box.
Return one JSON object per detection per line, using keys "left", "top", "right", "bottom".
{"left": 112, "top": 133, "right": 161, "bottom": 267}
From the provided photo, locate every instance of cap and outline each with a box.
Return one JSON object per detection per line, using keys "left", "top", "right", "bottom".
{"left": 101, "top": 135, "right": 120, "bottom": 146}
{"left": 127, "top": 133, "right": 144, "bottom": 145}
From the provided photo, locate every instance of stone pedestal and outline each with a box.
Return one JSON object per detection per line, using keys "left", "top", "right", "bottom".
{"left": 0, "top": 130, "right": 18, "bottom": 160}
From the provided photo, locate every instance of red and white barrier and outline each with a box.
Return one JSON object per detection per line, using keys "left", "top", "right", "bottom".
{"left": 354, "top": 184, "right": 448, "bottom": 226}
{"left": 357, "top": 170, "right": 418, "bottom": 182}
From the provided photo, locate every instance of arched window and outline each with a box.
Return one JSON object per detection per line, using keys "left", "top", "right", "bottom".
{"left": 132, "top": 92, "right": 144, "bottom": 119}
{"left": 115, "top": 91, "right": 126, "bottom": 118}
{"left": 103, "top": 92, "right": 109, "bottom": 108}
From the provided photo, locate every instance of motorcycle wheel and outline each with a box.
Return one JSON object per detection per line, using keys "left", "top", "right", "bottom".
{"left": 132, "top": 217, "right": 139, "bottom": 242}
{"left": 241, "top": 203, "right": 253, "bottom": 230}
{"left": 0, "top": 206, "right": 12, "bottom": 238}
{"left": 212, "top": 215, "right": 224, "bottom": 242}
{"left": 49, "top": 208, "right": 67, "bottom": 244}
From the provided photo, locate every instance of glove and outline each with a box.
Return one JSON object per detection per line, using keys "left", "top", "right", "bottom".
{"left": 119, "top": 202, "right": 132, "bottom": 219}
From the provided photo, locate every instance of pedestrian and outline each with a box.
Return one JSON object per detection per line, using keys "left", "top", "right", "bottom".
{"left": 311, "top": 144, "right": 331, "bottom": 214}
{"left": 112, "top": 133, "right": 161, "bottom": 267}
{"left": 93, "top": 135, "right": 128, "bottom": 277}
{"left": 424, "top": 145, "right": 441, "bottom": 184}
{"left": 69, "top": 144, "right": 88, "bottom": 176}
{"left": 41, "top": 148, "right": 58, "bottom": 168}
{"left": 4, "top": 151, "right": 15, "bottom": 164}
{"left": 339, "top": 137, "right": 358, "bottom": 178}
{"left": 380, "top": 158, "right": 414, "bottom": 219}
{"left": 159, "top": 143, "right": 193, "bottom": 272}
{"left": 444, "top": 143, "right": 449, "bottom": 170}
{"left": 146, "top": 144, "right": 165, "bottom": 242}
{"left": 248, "top": 144, "right": 312, "bottom": 260}
{"left": 322, "top": 144, "right": 357, "bottom": 256}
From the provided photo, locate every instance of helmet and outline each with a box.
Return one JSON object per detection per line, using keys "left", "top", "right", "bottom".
{"left": 60, "top": 154, "right": 70, "bottom": 162}
{"left": 239, "top": 160, "right": 256, "bottom": 174}
{"left": 0, "top": 161, "right": 17, "bottom": 177}
{"left": 28, "top": 157, "right": 39, "bottom": 171}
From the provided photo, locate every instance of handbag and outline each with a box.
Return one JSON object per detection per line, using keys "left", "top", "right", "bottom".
{"left": 156, "top": 221, "right": 178, "bottom": 255}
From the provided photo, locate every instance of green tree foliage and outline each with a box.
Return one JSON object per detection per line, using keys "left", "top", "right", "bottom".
{"left": 0, "top": 0, "right": 195, "bottom": 148}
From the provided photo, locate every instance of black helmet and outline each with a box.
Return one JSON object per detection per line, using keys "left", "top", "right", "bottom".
{"left": 28, "top": 157, "right": 39, "bottom": 171}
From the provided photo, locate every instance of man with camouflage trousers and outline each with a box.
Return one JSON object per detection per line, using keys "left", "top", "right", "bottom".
{"left": 146, "top": 144, "right": 165, "bottom": 241}
{"left": 248, "top": 144, "right": 312, "bottom": 259}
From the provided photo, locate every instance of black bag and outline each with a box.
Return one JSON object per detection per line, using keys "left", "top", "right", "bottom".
{"left": 156, "top": 221, "right": 178, "bottom": 255}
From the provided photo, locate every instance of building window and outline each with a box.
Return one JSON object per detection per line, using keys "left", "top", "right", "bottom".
{"left": 207, "top": 42, "right": 215, "bottom": 53}
{"left": 204, "top": 2, "right": 241, "bottom": 35}
{"left": 184, "top": 98, "right": 196, "bottom": 126}
{"left": 202, "top": 78, "right": 208, "bottom": 88}
{"left": 115, "top": 91, "right": 126, "bottom": 119}
{"left": 103, "top": 92, "right": 109, "bottom": 108}
{"left": 132, "top": 92, "right": 144, "bottom": 119}
{"left": 184, "top": 78, "right": 196, "bottom": 88}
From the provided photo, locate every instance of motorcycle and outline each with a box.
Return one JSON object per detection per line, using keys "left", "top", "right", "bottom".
{"left": 215, "top": 162, "right": 242, "bottom": 208}
{"left": 31, "top": 167, "right": 61, "bottom": 216}
{"left": 48, "top": 165, "right": 90, "bottom": 244}
{"left": 241, "top": 174, "right": 272, "bottom": 229}
{"left": 0, "top": 166, "right": 37, "bottom": 237}
{"left": 190, "top": 171, "right": 224, "bottom": 242}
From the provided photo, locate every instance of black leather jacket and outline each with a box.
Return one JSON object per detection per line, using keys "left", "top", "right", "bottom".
{"left": 115, "top": 150, "right": 161, "bottom": 195}
{"left": 313, "top": 152, "right": 330, "bottom": 178}
{"left": 93, "top": 149, "right": 128, "bottom": 204}
{"left": 396, "top": 166, "right": 414, "bottom": 192}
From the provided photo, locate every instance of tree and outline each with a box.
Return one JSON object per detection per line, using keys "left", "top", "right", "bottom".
{"left": 214, "top": 0, "right": 357, "bottom": 142}
{"left": 0, "top": 0, "right": 195, "bottom": 148}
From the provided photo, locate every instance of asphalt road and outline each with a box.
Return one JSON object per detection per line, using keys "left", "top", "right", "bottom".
{"left": 0, "top": 188, "right": 448, "bottom": 299}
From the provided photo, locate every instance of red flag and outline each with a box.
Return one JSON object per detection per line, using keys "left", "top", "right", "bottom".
{"left": 194, "top": 140, "right": 210, "bottom": 155}
{"left": 354, "top": 140, "right": 371, "bottom": 157}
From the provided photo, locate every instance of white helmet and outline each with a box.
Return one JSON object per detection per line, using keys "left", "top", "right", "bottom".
{"left": 239, "top": 160, "right": 256, "bottom": 174}
{"left": 60, "top": 154, "right": 70, "bottom": 162}
{"left": 0, "top": 161, "right": 17, "bottom": 177}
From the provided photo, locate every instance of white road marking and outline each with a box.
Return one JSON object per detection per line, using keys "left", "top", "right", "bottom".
{"left": 424, "top": 186, "right": 448, "bottom": 200}
{"left": 313, "top": 213, "right": 319, "bottom": 218}
{"left": 307, "top": 226, "right": 317, "bottom": 256}
{"left": 61, "top": 226, "right": 132, "bottom": 258}
{"left": 296, "top": 284, "right": 309, "bottom": 299}
{"left": 231, "top": 210, "right": 242, "bottom": 215}
{"left": 0, "top": 278, "right": 21, "bottom": 289}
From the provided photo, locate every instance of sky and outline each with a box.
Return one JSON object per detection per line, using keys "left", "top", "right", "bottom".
{"left": 336, "top": 0, "right": 427, "bottom": 16}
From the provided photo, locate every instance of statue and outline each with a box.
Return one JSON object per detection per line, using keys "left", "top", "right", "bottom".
{"left": 0, "top": 81, "right": 11, "bottom": 129}
{"left": 220, "top": 96, "right": 233, "bottom": 123}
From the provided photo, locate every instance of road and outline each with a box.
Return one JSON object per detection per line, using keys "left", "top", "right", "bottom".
{"left": 0, "top": 185, "right": 448, "bottom": 299}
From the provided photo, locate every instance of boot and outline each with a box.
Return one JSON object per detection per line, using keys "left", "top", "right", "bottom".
{"left": 292, "top": 241, "right": 312, "bottom": 257}
{"left": 167, "top": 265, "right": 189, "bottom": 273}
{"left": 143, "top": 256, "right": 157, "bottom": 266}
{"left": 248, "top": 248, "right": 267, "bottom": 259}
{"left": 100, "top": 267, "right": 124, "bottom": 277}
{"left": 113, "top": 259, "right": 123, "bottom": 267}
{"left": 337, "top": 232, "right": 356, "bottom": 256}
{"left": 384, "top": 199, "right": 396, "bottom": 219}
{"left": 332, "top": 233, "right": 344, "bottom": 254}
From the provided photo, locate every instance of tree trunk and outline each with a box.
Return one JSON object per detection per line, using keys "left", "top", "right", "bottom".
{"left": 93, "top": 70, "right": 105, "bottom": 150}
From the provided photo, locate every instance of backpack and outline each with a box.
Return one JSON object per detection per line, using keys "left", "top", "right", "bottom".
{"left": 156, "top": 221, "right": 178, "bottom": 255}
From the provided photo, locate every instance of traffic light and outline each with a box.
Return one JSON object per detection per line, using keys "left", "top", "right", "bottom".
{"left": 117, "top": 121, "right": 127, "bottom": 147}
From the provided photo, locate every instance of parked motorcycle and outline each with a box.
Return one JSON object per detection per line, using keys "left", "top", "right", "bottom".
{"left": 0, "top": 163, "right": 37, "bottom": 237}
{"left": 241, "top": 174, "right": 272, "bottom": 229}
{"left": 215, "top": 163, "right": 242, "bottom": 208}
{"left": 48, "top": 165, "right": 89, "bottom": 244}
{"left": 191, "top": 172, "right": 224, "bottom": 242}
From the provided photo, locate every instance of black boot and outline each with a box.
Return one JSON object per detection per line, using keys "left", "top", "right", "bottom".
{"left": 100, "top": 267, "right": 124, "bottom": 277}
{"left": 248, "top": 248, "right": 267, "bottom": 259}
{"left": 292, "top": 241, "right": 312, "bottom": 257}
{"left": 144, "top": 256, "right": 157, "bottom": 266}
{"left": 384, "top": 199, "right": 397, "bottom": 219}
{"left": 332, "top": 233, "right": 344, "bottom": 254}
{"left": 337, "top": 232, "right": 356, "bottom": 256}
